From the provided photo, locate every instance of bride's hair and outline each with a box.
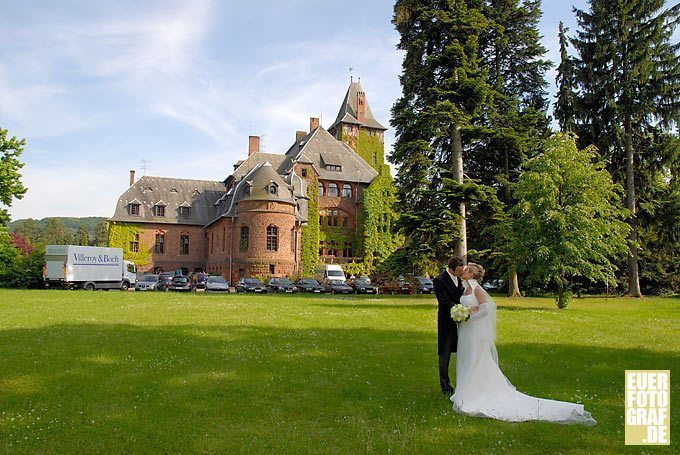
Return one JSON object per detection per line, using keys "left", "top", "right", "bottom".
{"left": 466, "top": 263, "right": 485, "bottom": 280}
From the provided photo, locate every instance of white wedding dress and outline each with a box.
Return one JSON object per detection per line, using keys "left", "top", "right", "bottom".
{"left": 450, "top": 280, "right": 596, "bottom": 425}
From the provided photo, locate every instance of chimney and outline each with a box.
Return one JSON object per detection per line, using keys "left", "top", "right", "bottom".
{"left": 129, "top": 170, "right": 135, "bottom": 186}
{"left": 248, "top": 136, "right": 260, "bottom": 156}
{"left": 296, "top": 130, "right": 306, "bottom": 142}
{"left": 356, "top": 91, "right": 366, "bottom": 123}
{"left": 309, "top": 117, "right": 319, "bottom": 132}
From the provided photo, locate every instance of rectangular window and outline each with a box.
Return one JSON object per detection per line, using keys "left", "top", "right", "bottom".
{"left": 129, "top": 233, "right": 139, "bottom": 253}
{"left": 155, "top": 205, "right": 165, "bottom": 217}
{"left": 290, "top": 228, "right": 295, "bottom": 252}
{"left": 179, "top": 206, "right": 191, "bottom": 217}
{"left": 342, "top": 217, "right": 348, "bottom": 228}
{"left": 155, "top": 234, "right": 165, "bottom": 254}
{"left": 269, "top": 264, "right": 275, "bottom": 275}
{"left": 129, "top": 204, "right": 140, "bottom": 215}
{"left": 266, "top": 226, "right": 278, "bottom": 251}
{"left": 326, "top": 165, "right": 341, "bottom": 171}
{"left": 210, "top": 232, "right": 214, "bottom": 254}
{"left": 180, "top": 235, "right": 189, "bottom": 255}
{"left": 301, "top": 168, "right": 308, "bottom": 177}
{"left": 223, "top": 226, "right": 226, "bottom": 252}
{"left": 240, "top": 226, "right": 249, "bottom": 252}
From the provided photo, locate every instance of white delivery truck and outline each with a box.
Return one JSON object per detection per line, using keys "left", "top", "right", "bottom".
{"left": 43, "top": 245, "right": 137, "bottom": 291}
{"left": 314, "top": 263, "right": 346, "bottom": 284}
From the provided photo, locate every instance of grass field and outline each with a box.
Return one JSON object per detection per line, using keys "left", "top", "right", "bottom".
{"left": 0, "top": 290, "right": 677, "bottom": 454}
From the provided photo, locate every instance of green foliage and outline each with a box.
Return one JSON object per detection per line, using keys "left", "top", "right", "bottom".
{"left": 0, "top": 226, "right": 22, "bottom": 287}
{"left": 300, "top": 176, "right": 319, "bottom": 276}
{"left": 10, "top": 217, "right": 107, "bottom": 244}
{"left": 0, "top": 128, "right": 28, "bottom": 224}
{"left": 75, "top": 225, "right": 90, "bottom": 246}
{"left": 355, "top": 130, "right": 384, "bottom": 170}
{"left": 107, "top": 222, "right": 150, "bottom": 266}
{"left": 391, "top": 0, "right": 490, "bottom": 267}
{"left": 358, "top": 165, "right": 403, "bottom": 274}
{"left": 40, "top": 218, "right": 73, "bottom": 245}
{"left": 554, "top": 21, "right": 576, "bottom": 132}
{"left": 511, "top": 134, "right": 630, "bottom": 308}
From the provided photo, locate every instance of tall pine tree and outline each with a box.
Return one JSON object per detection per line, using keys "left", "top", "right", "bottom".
{"left": 391, "top": 0, "right": 490, "bottom": 270}
{"left": 571, "top": 0, "right": 679, "bottom": 296}
{"left": 554, "top": 21, "right": 576, "bottom": 132}
{"left": 466, "top": 0, "right": 551, "bottom": 296}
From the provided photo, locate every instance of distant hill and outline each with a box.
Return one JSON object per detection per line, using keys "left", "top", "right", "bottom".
{"left": 9, "top": 217, "right": 106, "bottom": 232}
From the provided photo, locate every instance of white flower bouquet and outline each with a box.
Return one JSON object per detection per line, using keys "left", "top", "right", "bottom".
{"left": 450, "top": 303, "right": 471, "bottom": 322}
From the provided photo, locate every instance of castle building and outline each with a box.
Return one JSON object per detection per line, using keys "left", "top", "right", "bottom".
{"left": 109, "top": 81, "right": 399, "bottom": 283}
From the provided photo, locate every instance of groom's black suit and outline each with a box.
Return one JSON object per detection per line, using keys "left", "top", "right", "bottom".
{"left": 433, "top": 270, "right": 464, "bottom": 392}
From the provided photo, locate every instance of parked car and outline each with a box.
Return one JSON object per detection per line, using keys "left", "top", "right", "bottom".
{"left": 482, "top": 279, "right": 505, "bottom": 292}
{"left": 351, "top": 276, "right": 379, "bottom": 294}
{"left": 325, "top": 279, "right": 354, "bottom": 294}
{"left": 190, "top": 272, "right": 209, "bottom": 290}
{"left": 379, "top": 277, "right": 414, "bottom": 295}
{"left": 236, "top": 277, "right": 267, "bottom": 293}
{"left": 296, "top": 278, "right": 326, "bottom": 293}
{"left": 414, "top": 276, "right": 434, "bottom": 294}
{"left": 157, "top": 272, "right": 175, "bottom": 291}
{"left": 205, "top": 275, "right": 229, "bottom": 292}
{"left": 267, "top": 277, "right": 297, "bottom": 293}
{"left": 136, "top": 274, "right": 160, "bottom": 291}
{"left": 169, "top": 275, "right": 194, "bottom": 292}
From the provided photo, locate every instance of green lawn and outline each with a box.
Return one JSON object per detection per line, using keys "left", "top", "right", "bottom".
{"left": 0, "top": 290, "right": 677, "bottom": 454}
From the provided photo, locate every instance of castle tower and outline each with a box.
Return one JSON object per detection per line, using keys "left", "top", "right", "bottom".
{"left": 328, "top": 81, "right": 387, "bottom": 171}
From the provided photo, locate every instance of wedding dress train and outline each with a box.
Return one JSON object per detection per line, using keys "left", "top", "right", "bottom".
{"left": 450, "top": 280, "right": 596, "bottom": 425}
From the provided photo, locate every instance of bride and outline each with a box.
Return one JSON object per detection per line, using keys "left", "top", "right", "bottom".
{"left": 451, "top": 263, "right": 596, "bottom": 425}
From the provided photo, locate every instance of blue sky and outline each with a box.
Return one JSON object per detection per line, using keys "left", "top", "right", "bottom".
{"left": 1, "top": 0, "right": 592, "bottom": 220}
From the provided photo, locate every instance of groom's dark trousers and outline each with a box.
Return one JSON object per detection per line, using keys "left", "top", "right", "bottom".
{"left": 433, "top": 270, "right": 464, "bottom": 391}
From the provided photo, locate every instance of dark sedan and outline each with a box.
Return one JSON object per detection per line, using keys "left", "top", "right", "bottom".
{"left": 296, "top": 278, "right": 326, "bottom": 293}
{"left": 157, "top": 272, "right": 175, "bottom": 291}
{"left": 267, "top": 277, "right": 297, "bottom": 293}
{"left": 352, "top": 277, "right": 379, "bottom": 294}
{"left": 236, "top": 278, "right": 268, "bottom": 293}
{"left": 325, "top": 279, "right": 354, "bottom": 294}
{"left": 169, "top": 276, "right": 194, "bottom": 292}
{"left": 414, "top": 276, "right": 434, "bottom": 294}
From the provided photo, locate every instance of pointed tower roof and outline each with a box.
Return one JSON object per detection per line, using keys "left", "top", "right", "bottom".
{"left": 330, "top": 81, "right": 387, "bottom": 131}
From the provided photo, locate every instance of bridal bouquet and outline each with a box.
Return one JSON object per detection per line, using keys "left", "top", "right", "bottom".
{"left": 450, "top": 304, "right": 471, "bottom": 322}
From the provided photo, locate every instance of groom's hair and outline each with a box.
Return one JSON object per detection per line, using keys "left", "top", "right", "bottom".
{"left": 447, "top": 257, "right": 464, "bottom": 270}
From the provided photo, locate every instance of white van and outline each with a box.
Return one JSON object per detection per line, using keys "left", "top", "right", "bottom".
{"left": 43, "top": 245, "right": 137, "bottom": 290}
{"left": 314, "top": 264, "right": 346, "bottom": 284}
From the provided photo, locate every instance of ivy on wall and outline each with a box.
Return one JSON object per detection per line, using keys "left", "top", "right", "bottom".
{"left": 358, "top": 164, "right": 403, "bottom": 274}
{"left": 107, "top": 221, "right": 151, "bottom": 267}
{"left": 300, "top": 174, "right": 319, "bottom": 276}
{"left": 355, "top": 129, "right": 384, "bottom": 171}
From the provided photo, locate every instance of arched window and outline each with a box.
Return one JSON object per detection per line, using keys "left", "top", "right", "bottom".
{"left": 328, "top": 182, "right": 339, "bottom": 197}
{"left": 342, "top": 184, "right": 352, "bottom": 198}
{"left": 240, "top": 226, "right": 249, "bottom": 251}
{"left": 318, "top": 182, "right": 324, "bottom": 196}
{"left": 266, "top": 226, "right": 278, "bottom": 251}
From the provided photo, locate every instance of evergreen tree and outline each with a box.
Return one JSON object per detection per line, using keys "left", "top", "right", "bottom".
{"left": 41, "top": 218, "right": 72, "bottom": 245}
{"left": 554, "top": 21, "right": 576, "bottom": 132}
{"left": 391, "top": 0, "right": 490, "bottom": 269}
{"left": 93, "top": 221, "right": 108, "bottom": 247}
{"left": 571, "top": 0, "right": 679, "bottom": 297}
{"left": 14, "top": 218, "right": 41, "bottom": 244}
{"left": 466, "top": 0, "right": 551, "bottom": 297}
{"left": 75, "top": 225, "right": 89, "bottom": 246}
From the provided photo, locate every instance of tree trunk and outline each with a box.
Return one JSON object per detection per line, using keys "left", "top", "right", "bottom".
{"left": 504, "top": 149, "right": 521, "bottom": 297}
{"left": 507, "top": 265, "right": 521, "bottom": 298}
{"left": 451, "top": 123, "right": 467, "bottom": 262}
{"left": 624, "top": 121, "right": 642, "bottom": 297}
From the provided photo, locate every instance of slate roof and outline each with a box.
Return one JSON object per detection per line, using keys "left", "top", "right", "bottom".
{"left": 111, "top": 176, "right": 225, "bottom": 225}
{"left": 278, "top": 126, "right": 378, "bottom": 184}
{"left": 231, "top": 153, "right": 286, "bottom": 182}
{"left": 329, "top": 81, "right": 387, "bottom": 131}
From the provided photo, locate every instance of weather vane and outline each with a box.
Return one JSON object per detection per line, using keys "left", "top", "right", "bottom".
{"left": 349, "top": 66, "right": 354, "bottom": 82}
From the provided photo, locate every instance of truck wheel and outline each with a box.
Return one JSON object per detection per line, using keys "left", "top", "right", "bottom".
{"left": 85, "top": 283, "right": 95, "bottom": 291}
{"left": 121, "top": 282, "right": 129, "bottom": 291}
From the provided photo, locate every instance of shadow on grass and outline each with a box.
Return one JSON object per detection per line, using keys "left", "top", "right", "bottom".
{"left": 0, "top": 323, "right": 677, "bottom": 453}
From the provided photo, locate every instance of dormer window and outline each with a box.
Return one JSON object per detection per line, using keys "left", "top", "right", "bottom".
{"left": 155, "top": 204, "right": 166, "bottom": 217}
{"left": 179, "top": 203, "right": 192, "bottom": 218}
{"left": 326, "top": 165, "right": 341, "bottom": 171}
{"left": 243, "top": 184, "right": 251, "bottom": 196}
{"left": 268, "top": 183, "right": 278, "bottom": 195}
{"left": 129, "top": 202, "right": 140, "bottom": 216}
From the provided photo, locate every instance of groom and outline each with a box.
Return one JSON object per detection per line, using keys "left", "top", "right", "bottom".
{"left": 433, "top": 257, "right": 465, "bottom": 395}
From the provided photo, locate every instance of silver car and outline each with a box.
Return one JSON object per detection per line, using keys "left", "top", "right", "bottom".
{"left": 205, "top": 275, "right": 229, "bottom": 292}
{"left": 136, "top": 274, "right": 159, "bottom": 291}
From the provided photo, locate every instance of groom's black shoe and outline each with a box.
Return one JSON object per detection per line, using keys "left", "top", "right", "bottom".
{"left": 441, "top": 385, "right": 454, "bottom": 396}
